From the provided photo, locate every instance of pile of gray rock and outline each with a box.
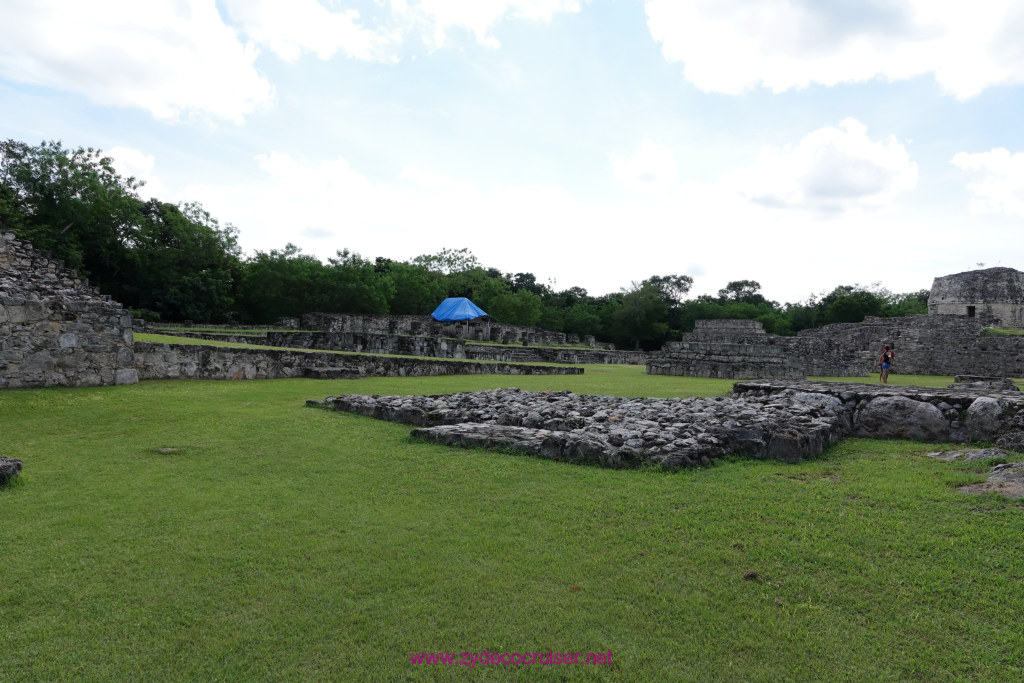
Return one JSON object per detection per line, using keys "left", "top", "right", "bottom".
{"left": 310, "top": 380, "right": 1024, "bottom": 470}
{"left": 0, "top": 457, "right": 22, "bottom": 486}
{"left": 310, "top": 387, "right": 852, "bottom": 467}
{"left": 734, "top": 380, "right": 1024, "bottom": 449}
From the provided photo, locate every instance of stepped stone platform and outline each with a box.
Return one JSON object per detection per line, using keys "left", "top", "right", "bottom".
{"left": 266, "top": 329, "right": 645, "bottom": 365}
{"left": 310, "top": 380, "right": 1024, "bottom": 469}
{"left": 646, "top": 319, "right": 865, "bottom": 380}
{"left": 135, "top": 342, "right": 583, "bottom": 380}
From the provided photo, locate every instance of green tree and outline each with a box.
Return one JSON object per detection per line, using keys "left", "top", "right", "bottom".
{"left": 819, "top": 285, "right": 885, "bottom": 324}
{"left": 410, "top": 247, "right": 481, "bottom": 274}
{"left": 378, "top": 260, "right": 447, "bottom": 315}
{"left": 323, "top": 249, "right": 393, "bottom": 314}
{"left": 613, "top": 282, "right": 670, "bottom": 350}
{"left": 487, "top": 289, "right": 543, "bottom": 326}
{"left": 886, "top": 289, "right": 929, "bottom": 316}
{"left": 507, "top": 271, "right": 551, "bottom": 296}
{"left": 645, "top": 274, "right": 694, "bottom": 304}
{"left": 236, "top": 244, "right": 330, "bottom": 323}
{"left": 0, "top": 139, "right": 143, "bottom": 290}
{"left": 443, "top": 267, "right": 510, "bottom": 311}
{"left": 562, "top": 301, "right": 602, "bottom": 337}
{"left": 717, "top": 279, "right": 765, "bottom": 304}
{"left": 122, "top": 200, "right": 241, "bottom": 322}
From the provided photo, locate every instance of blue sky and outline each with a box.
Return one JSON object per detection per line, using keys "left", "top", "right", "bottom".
{"left": 2, "top": 0, "right": 1023, "bottom": 304}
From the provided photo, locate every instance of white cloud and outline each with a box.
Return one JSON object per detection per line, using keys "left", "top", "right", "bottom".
{"left": 0, "top": 0, "right": 273, "bottom": 123}
{"left": 177, "top": 148, "right": 996, "bottom": 304}
{"left": 951, "top": 148, "right": 1024, "bottom": 218}
{"left": 391, "top": 0, "right": 583, "bottom": 49}
{"left": 726, "top": 119, "right": 917, "bottom": 212}
{"left": 106, "top": 146, "right": 165, "bottom": 197}
{"left": 644, "top": 0, "right": 1024, "bottom": 98}
{"left": 222, "top": 0, "right": 399, "bottom": 62}
{"left": 613, "top": 141, "right": 677, "bottom": 194}
{"left": 183, "top": 151, "right": 619, "bottom": 288}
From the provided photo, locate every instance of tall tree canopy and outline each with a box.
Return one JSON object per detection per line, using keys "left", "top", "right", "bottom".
{"left": 0, "top": 139, "right": 143, "bottom": 289}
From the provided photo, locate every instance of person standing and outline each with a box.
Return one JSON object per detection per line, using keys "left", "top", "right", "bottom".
{"left": 879, "top": 345, "right": 894, "bottom": 383}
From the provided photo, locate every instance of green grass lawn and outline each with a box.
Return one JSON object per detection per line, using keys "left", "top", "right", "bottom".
{"left": 2, "top": 369, "right": 1022, "bottom": 681}
{"left": 981, "top": 327, "right": 1024, "bottom": 336}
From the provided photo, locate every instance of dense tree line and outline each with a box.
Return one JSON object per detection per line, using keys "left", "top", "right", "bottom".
{"left": 0, "top": 139, "right": 928, "bottom": 349}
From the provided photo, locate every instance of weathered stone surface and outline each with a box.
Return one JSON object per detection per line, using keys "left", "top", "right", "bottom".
{"left": 965, "top": 396, "right": 1004, "bottom": 442}
{"left": 319, "top": 381, "right": 1024, "bottom": 470}
{"left": 853, "top": 396, "right": 950, "bottom": 441}
{"left": 735, "top": 380, "right": 1024, "bottom": 445}
{"left": 313, "top": 386, "right": 853, "bottom": 468}
{"left": 929, "top": 267, "right": 1024, "bottom": 328}
{"left": 265, "top": 329, "right": 645, "bottom": 365}
{"left": 136, "top": 342, "right": 584, "bottom": 381}
{"left": 1, "top": 232, "right": 136, "bottom": 389}
{"left": 958, "top": 462, "right": 1024, "bottom": 498}
{"left": 0, "top": 457, "right": 23, "bottom": 485}
{"left": 949, "top": 376, "right": 1020, "bottom": 392}
{"left": 995, "top": 432, "right": 1024, "bottom": 452}
{"left": 646, "top": 319, "right": 865, "bottom": 380}
{"left": 925, "top": 448, "right": 1011, "bottom": 462}
{"left": 799, "top": 314, "right": 1024, "bottom": 377}
{"left": 299, "top": 312, "right": 610, "bottom": 349}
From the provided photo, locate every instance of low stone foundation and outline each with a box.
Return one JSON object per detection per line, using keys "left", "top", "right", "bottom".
{"left": 265, "top": 330, "right": 645, "bottom": 365}
{"left": 135, "top": 342, "right": 583, "bottom": 380}
{"left": 311, "top": 381, "right": 1024, "bottom": 469}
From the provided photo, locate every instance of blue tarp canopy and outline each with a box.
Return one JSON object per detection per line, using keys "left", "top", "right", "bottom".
{"left": 430, "top": 297, "right": 488, "bottom": 322}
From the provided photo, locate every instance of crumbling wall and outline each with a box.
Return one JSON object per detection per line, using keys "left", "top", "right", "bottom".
{"left": 800, "top": 315, "right": 1024, "bottom": 377}
{"left": 0, "top": 232, "right": 137, "bottom": 388}
{"left": 265, "top": 330, "right": 645, "bottom": 365}
{"left": 646, "top": 319, "right": 865, "bottom": 379}
{"left": 134, "top": 342, "right": 583, "bottom": 380}
{"left": 299, "top": 312, "right": 609, "bottom": 348}
{"left": 928, "top": 267, "right": 1024, "bottom": 328}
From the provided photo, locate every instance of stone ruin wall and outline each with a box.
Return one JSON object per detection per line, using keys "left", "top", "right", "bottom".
{"left": 799, "top": 314, "right": 1024, "bottom": 377}
{"left": 928, "top": 267, "right": 1024, "bottom": 329}
{"left": 134, "top": 341, "right": 583, "bottom": 381}
{"left": 650, "top": 312, "right": 1024, "bottom": 380}
{"left": 299, "top": 312, "right": 611, "bottom": 349}
{"left": 0, "top": 232, "right": 137, "bottom": 389}
{"left": 647, "top": 319, "right": 866, "bottom": 379}
{"left": 265, "top": 330, "right": 646, "bottom": 365}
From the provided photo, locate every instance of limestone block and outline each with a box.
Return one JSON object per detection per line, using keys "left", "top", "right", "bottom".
{"left": 7, "top": 301, "right": 48, "bottom": 324}
{"left": 58, "top": 332, "right": 78, "bottom": 348}
{"left": 115, "top": 368, "right": 139, "bottom": 385}
{"left": 965, "top": 397, "right": 1004, "bottom": 442}
{"left": 78, "top": 369, "right": 102, "bottom": 386}
{"left": 854, "top": 396, "right": 950, "bottom": 441}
